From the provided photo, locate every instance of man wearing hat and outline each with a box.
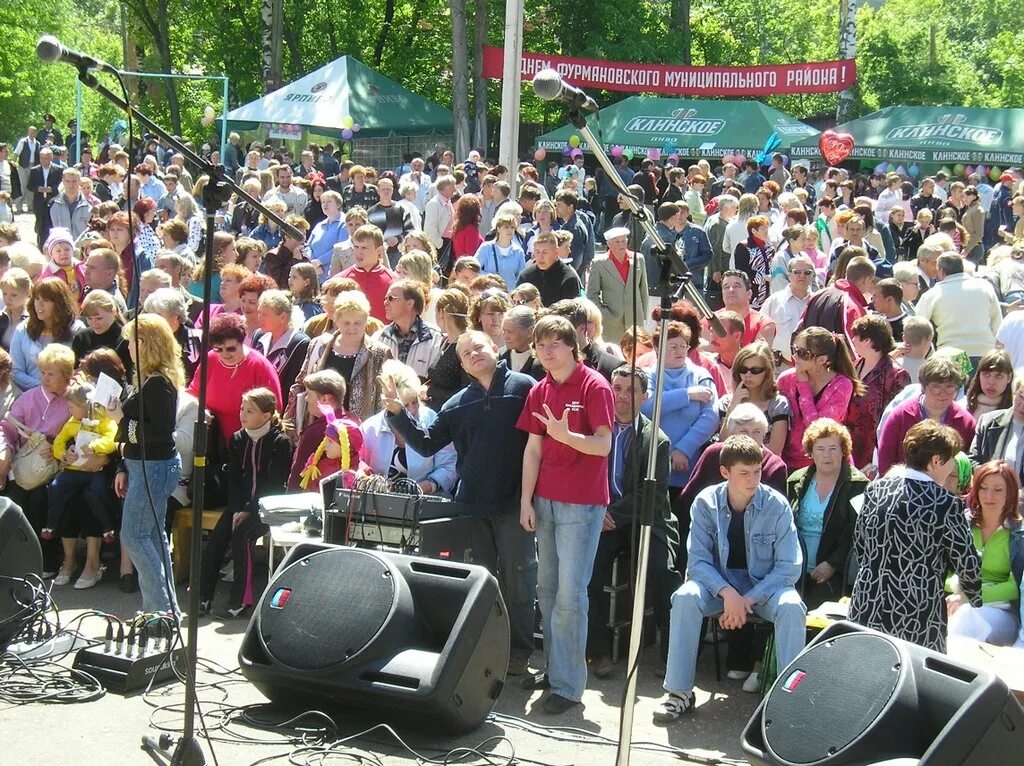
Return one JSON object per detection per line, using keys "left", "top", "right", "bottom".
{"left": 993, "top": 171, "right": 1016, "bottom": 235}
{"left": 27, "top": 147, "right": 63, "bottom": 248}
{"left": 586, "top": 226, "right": 648, "bottom": 346}
{"left": 39, "top": 114, "right": 62, "bottom": 147}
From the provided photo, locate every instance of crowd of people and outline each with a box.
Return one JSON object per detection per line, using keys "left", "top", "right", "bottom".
{"left": 1, "top": 119, "right": 1024, "bottom": 720}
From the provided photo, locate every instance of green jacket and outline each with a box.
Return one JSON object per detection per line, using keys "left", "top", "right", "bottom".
{"left": 787, "top": 463, "right": 869, "bottom": 572}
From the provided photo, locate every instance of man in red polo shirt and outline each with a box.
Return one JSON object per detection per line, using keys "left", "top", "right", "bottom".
{"left": 517, "top": 314, "right": 613, "bottom": 715}
{"left": 715, "top": 270, "right": 776, "bottom": 347}
{"left": 340, "top": 224, "right": 395, "bottom": 321}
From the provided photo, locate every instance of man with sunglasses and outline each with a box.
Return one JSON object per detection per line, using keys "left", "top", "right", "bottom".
{"left": 374, "top": 279, "right": 444, "bottom": 380}
{"left": 761, "top": 255, "right": 817, "bottom": 368}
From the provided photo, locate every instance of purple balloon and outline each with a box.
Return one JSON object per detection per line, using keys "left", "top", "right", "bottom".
{"left": 352, "top": 123, "right": 361, "bottom": 132}
{"left": 561, "top": 145, "right": 572, "bottom": 156}
{"left": 781, "top": 155, "right": 790, "bottom": 166}
{"left": 341, "top": 128, "right": 354, "bottom": 140}
{"left": 570, "top": 148, "right": 583, "bottom": 158}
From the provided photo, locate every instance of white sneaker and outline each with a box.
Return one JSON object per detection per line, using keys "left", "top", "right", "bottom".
{"left": 726, "top": 669, "right": 748, "bottom": 681}
{"left": 743, "top": 672, "right": 761, "bottom": 694}
{"left": 652, "top": 691, "right": 696, "bottom": 722}
{"left": 53, "top": 568, "right": 75, "bottom": 586}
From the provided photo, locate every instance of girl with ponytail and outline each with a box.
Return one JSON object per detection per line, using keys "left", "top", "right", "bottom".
{"left": 777, "top": 327, "right": 863, "bottom": 470}
{"left": 197, "top": 387, "right": 293, "bottom": 619}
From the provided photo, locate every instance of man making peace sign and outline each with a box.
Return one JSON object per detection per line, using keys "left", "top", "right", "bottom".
{"left": 516, "top": 314, "right": 614, "bottom": 715}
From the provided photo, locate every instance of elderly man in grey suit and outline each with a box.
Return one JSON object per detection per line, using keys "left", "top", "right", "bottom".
{"left": 586, "top": 226, "right": 649, "bottom": 347}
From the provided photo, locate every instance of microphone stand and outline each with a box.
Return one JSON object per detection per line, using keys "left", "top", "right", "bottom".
{"left": 74, "top": 66, "right": 300, "bottom": 766}
{"left": 561, "top": 108, "right": 722, "bottom": 766}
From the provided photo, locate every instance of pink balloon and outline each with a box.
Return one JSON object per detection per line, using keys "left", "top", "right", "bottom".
{"left": 610, "top": 145, "right": 624, "bottom": 157}
{"left": 534, "top": 148, "right": 547, "bottom": 162}
{"left": 570, "top": 148, "right": 583, "bottom": 158}
{"left": 734, "top": 154, "right": 747, "bottom": 165}
{"left": 647, "top": 148, "right": 661, "bottom": 161}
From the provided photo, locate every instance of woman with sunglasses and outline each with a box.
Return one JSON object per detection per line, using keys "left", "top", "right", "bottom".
{"left": 717, "top": 341, "right": 790, "bottom": 457}
{"left": 778, "top": 327, "right": 864, "bottom": 471}
{"left": 186, "top": 313, "right": 282, "bottom": 446}
{"left": 847, "top": 314, "right": 911, "bottom": 475}
{"left": 947, "top": 461, "right": 1024, "bottom": 645}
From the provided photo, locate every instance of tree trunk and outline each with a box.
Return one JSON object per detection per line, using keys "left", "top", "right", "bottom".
{"left": 373, "top": 0, "right": 397, "bottom": 68}
{"left": 472, "top": 0, "right": 488, "bottom": 152}
{"left": 155, "top": 0, "right": 181, "bottom": 135}
{"left": 671, "top": 0, "right": 691, "bottom": 65}
{"left": 449, "top": 0, "right": 471, "bottom": 159}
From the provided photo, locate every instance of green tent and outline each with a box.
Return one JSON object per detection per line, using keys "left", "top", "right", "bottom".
{"left": 221, "top": 56, "right": 453, "bottom": 138}
{"left": 534, "top": 96, "right": 818, "bottom": 159}
{"left": 790, "top": 106, "right": 1024, "bottom": 165}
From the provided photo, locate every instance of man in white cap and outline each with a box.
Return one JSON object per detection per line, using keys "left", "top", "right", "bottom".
{"left": 586, "top": 227, "right": 648, "bottom": 346}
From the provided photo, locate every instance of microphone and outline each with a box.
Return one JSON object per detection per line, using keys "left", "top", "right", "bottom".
{"left": 532, "top": 69, "right": 598, "bottom": 112}
{"left": 36, "top": 35, "right": 118, "bottom": 75}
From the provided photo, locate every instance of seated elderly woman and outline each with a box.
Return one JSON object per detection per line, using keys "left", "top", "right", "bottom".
{"left": 186, "top": 313, "right": 282, "bottom": 446}
{"left": 787, "top": 418, "right": 868, "bottom": 608}
{"left": 0, "top": 344, "right": 75, "bottom": 576}
{"left": 946, "top": 460, "right": 1024, "bottom": 646}
{"left": 362, "top": 360, "right": 456, "bottom": 495}
{"left": 877, "top": 355, "right": 976, "bottom": 476}
{"left": 145, "top": 287, "right": 202, "bottom": 380}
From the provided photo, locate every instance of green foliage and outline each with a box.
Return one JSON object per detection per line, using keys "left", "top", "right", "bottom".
{"left": 3, "top": 0, "right": 1023, "bottom": 150}
{"left": 0, "top": 0, "right": 123, "bottom": 147}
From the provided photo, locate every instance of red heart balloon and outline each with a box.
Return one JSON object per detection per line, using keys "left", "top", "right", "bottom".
{"left": 818, "top": 130, "right": 855, "bottom": 166}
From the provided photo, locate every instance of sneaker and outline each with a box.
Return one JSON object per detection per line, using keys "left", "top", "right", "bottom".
{"left": 196, "top": 600, "right": 212, "bottom": 617}
{"left": 213, "top": 604, "right": 252, "bottom": 620}
{"left": 40, "top": 528, "right": 55, "bottom": 541}
{"left": 74, "top": 568, "right": 104, "bottom": 589}
{"left": 742, "top": 672, "right": 761, "bottom": 694}
{"left": 521, "top": 672, "right": 550, "bottom": 691}
{"left": 726, "top": 669, "right": 749, "bottom": 681}
{"left": 53, "top": 568, "right": 75, "bottom": 586}
{"left": 541, "top": 693, "right": 580, "bottom": 715}
{"left": 591, "top": 656, "right": 615, "bottom": 679}
{"left": 652, "top": 691, "right": 697, "bottom": 723}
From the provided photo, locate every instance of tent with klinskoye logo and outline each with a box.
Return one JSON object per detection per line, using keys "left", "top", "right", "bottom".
{"left": 790, "top": 105, "right": 1024, "bottom": 165}
{"left": 533, "top": 95, "right": 819, "bottom": 159}
{"left": 219, "top": 56, "right": 453, "bottom": 138}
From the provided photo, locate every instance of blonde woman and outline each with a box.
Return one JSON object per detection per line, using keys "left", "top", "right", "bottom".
{"left": 402, "top": 231, "right": 438, "bottom": 263}
{"left": 174, "top": 191, "right": 205, "bottom": 253}
{"left": 330, "top": 207, "right": 369, "bottom": 275}
{"left": 292, "top": 290, "right": 393, "bottom": 429}
{"left": 396, "top": 250, "right": 441, "bottom": 327}
{"left": 72, "top": 289, "right": 129, "bottom": 365}
{"left": 717, "top": 341, "right": 791, "bottom": 457}
{"left": 108, "top": 315, "right": 184, "bottom": 615}
{"left": 363, "top": 360, "right": 456, "bottom": 494}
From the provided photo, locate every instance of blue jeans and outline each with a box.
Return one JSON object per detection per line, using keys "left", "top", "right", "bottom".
{"left": 663, "top": 579, "right": 806, "bottom": 695}
{"left": 534, "top": 497, "right": 604, "bottom": 701}
{"left": 121, "top": 456, "right": 181, "bottom": 615}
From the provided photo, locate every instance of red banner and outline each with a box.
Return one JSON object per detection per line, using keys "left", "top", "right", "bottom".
{"left": 482, "top": 46, "right": 856, "bottom": 96}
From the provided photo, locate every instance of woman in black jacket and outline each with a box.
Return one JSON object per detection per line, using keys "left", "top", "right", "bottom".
{"left": 198, "top": 387, "right": 292, "bottom": 619}
{"left": 787, "top": 418, "right": 868, "bottom": 608}
{"left": 887, "top": 207, "right": 913, "bottom": 261}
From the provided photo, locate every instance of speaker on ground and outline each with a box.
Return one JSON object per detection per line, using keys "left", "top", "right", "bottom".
{"left": 239, "top": 543, "right": 510, "bottom": 734}
{"left": 742, "top": 620, "right": 1024, "bottom": 765}
{"left": 0, "top": 498, "right": 43, "bottom": 649}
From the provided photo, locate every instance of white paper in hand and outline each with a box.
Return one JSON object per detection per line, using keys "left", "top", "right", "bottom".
{"left": 91, "top": 372, "right": 123, "bottom": 408}
{"left": 72, "top": 430, "right": 101, "bottom": 467}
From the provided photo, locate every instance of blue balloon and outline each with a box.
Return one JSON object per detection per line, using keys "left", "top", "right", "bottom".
{"left": 908, "top": 164, "right": 920, "bottom": 178}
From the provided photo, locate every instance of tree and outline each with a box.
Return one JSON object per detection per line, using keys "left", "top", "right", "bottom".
{"left": 450, "top": 0, "right": 472, "bottom": 158}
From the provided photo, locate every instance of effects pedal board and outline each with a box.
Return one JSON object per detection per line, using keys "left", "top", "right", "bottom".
{"left": 72, "top": 632, "right": 184, "bottom": 695}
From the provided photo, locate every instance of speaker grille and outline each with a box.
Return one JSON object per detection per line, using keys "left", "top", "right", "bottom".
{"left": 762, "top": 633, "right": 902, "bottom": 765}
{"left": 258, "top": 548, "right": 396, "bottom": 670}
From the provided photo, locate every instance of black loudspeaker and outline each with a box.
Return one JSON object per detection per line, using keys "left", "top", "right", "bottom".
{"left": 742, "top": 621, "right": 1024, "bottom": 766}
{"left": 0, "top": 498, "right": 43, "bottom": 649}
{"left": 239, "top": 542, "right": 510, "bottom": 733}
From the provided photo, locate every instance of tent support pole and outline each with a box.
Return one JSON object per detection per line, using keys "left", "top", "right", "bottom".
{"left": 498, "top": 0, "right": 524, "bottom": 197}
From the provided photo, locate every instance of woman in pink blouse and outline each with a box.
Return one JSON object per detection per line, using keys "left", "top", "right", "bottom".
{"left": 778, "top": 327, "right": 864, "bottom": 470}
